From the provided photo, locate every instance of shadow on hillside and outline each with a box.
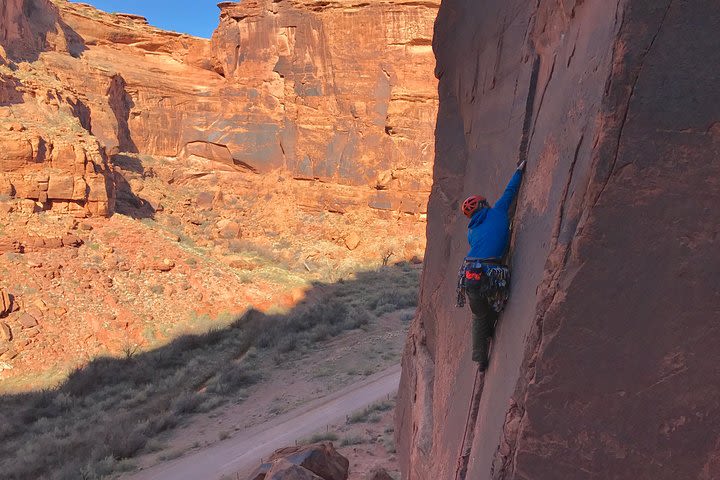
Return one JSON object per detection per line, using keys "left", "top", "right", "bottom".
{"left": 1, "top": 0, "right": 87, "bottom": 63}
{"left": 0, "top": 262, "right": 421, "bottom": 480}
{"left": 108, "top": 74, "right": 138, "bottom": 154}
{"left": 112, "top": 154, "right": 156, "bottom": 219}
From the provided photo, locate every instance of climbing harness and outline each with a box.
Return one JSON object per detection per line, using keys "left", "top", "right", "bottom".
{"left": 455, "top": 257, "right": 511, "bottom": 312}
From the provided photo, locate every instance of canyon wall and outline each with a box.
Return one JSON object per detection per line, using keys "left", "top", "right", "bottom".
{"left": 211, "top": 0, "right": 437, "bottom": 187}
{"left": 0, "top": 0, "right": 439, "bottom": 216}
{"left": 0, "top": 0, "right": 116, "bottom": 216}
{"left": 397, "top": 1, "right": 720, "bottom": 479}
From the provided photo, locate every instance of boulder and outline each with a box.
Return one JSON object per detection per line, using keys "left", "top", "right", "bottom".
{"left": 247, "top": 462, "right": 272, "bottom": 480}
{"left": 344, "top": 233, "right": 360, "bottom": 251}
{"left": 0, "top": 176, "right": 14, "bottom": 197}
{"left": 43, "top": 237, "right": 63, "bottom": 249}
{"left": 0, "top": 238, "right": 22, "bottom": 253}
{"left": 263, "top": 459, "right": 324, "bottom": 480}
{"left": 61, "top": 234, "right": 83, "bottom": 247}
{"left": 17, "top": 313, "right": 38, "bottom": 328}
{"left": 0, "top": 289, "right": 12, "bottom": 317}
{"left": 151, "top": 259, "right": 175, "bottom": 272}
{"left": 217, "top": 219, "right": 242, "bottom": 239}
{"left": 196, "top": 191, "right": 214, "bottom": 210}
{"left": 46, "top": 175, "right": 76, "bottom": 200}
{"left": 0, "top": 347, "right": 18, "bottom": 360}
{"left": 181, "top": 141, "right": 235, "bottom": 168}
{"left": 0, "top": 322, "right": 11, "bottom": 341}
{"left": 0, "top": 138, "right": 33, "bottom": 172}
{"left": 268, "top": 443, "right": 349, "bottom": 480}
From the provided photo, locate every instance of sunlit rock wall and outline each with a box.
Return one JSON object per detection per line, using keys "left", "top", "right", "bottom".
{"left": 397, "top": 1, "right": 720, "bottom": 479}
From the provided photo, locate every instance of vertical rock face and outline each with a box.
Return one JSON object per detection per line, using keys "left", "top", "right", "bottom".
{"left": 0, "top": 0, "right": 27, "bottom": 49}
{"left": 211, "top": 0, "right": 438, "bottom": 185}
{"left": 0, "top": 0, "right": 116, "bottom": 216}
{"left": 396, "top": 1, "right": 720, "bottom": 479}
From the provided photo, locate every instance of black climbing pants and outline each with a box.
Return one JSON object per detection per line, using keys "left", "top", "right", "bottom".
{"left": 466, "top": 287, "right": 497, "bottom": 369}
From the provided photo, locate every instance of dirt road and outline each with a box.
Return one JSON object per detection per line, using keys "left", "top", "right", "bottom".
{"left": 124, "top": 364, "right": 401, "bottom": 480}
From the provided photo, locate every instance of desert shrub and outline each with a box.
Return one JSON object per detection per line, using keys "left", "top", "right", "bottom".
{"left": 198, "top": 396, "right": 227, "bottom": 413}
{"left": 158, "top": 449, "right": 186, "bottom": 461}
{"left": 256, "top": 328, "right": 278, "bottom": 349}
{"left": 340, "top": 435, "right": 366, "bottom": 446}
{"left": 102, "top": 422, "right": 148, "bottom": 459}
{"left": 383, "top": 433, "right": 397, "bottom": 453}
{"left": 400, "top": 310, "right": 415, "bottom": 323}
{"left": 173, "top": 392, "right": 204, "bottom": 415}
{"left": 207, "top": 367, "right": 261, "bottom": 395}
{"left": 303, "top": 431, "right": 338, "bottom": 444}
{"left": 347, "top": 400, "right": 394, "bottom": 424}
{"left": 310, "top": 323, "right": 333, "bottom": 342}
{"left": 277, "top": 335, "right": 298, "bottom": 353}
{"left": 368, "top": 289, "right": 418, "bottom": 316}
{"left": 344, "top": 307, "right": 373, "bottom": 330}
{"left": 0, "top": 263, "right": 420, "bottom": 479}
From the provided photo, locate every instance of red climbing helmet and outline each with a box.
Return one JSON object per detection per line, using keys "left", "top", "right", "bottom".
{"left": 462, "top": 195, "right": 486, "bottom": 218}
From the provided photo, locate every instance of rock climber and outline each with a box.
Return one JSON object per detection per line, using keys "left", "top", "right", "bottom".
{"left": 456, "top": 160, "right": 526, "bottom": 371}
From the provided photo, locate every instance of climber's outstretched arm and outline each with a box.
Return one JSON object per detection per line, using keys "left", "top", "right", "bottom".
{"left": 493, "top": 165, "right": 525, "bottom": 213}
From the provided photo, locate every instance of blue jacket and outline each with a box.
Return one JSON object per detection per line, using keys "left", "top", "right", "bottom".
{"left": 466, "top": 170, "right": 523, "bottom": 260}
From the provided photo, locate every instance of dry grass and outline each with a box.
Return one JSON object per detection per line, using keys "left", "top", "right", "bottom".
{"left": 347, "top": 399, "right": 395, "bottom": 424}
{"left": 0, "top": 263, "right": 419, "bottom": 479}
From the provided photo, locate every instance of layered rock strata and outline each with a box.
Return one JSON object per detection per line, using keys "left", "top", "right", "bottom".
{"left": 397, "top": 1, "right": 720, "bottom": 479}
{"left": 212, "top": 0, "right": 438, "bottom": 188}
{"left": 1, "top": 0, "right": 438, "bottom": 217}
{"left": 0, "top": 0, "right": 117, "bottom": 216}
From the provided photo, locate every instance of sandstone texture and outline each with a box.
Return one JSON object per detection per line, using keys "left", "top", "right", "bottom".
{"left": 211, "top": 0, "right": 437, "bottom": 190}
{"left": 264, "top": 459, "right": 325, "bottom": 480}
{"left": 397, "top": 1, "right": 720, "bottom": 480}
{"left": 1, "top": 0, "right": 437, "bottom": 217}
{"left": 0, "top": 0, "right": 117, "bottom": 217}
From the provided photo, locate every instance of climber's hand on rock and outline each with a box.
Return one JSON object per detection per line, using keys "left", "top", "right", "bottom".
{"left": 517, "top": 160, "right": 526, "bottom": 171}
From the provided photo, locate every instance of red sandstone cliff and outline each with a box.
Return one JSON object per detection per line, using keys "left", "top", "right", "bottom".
{"left": 0, "top": 0, "right": 438, "bottom": 217}
{"left": 0, "top": 0, "right": 438, "bottom": 388}
{"left": 396, "top": 1, "right": 720, "bottom": 479}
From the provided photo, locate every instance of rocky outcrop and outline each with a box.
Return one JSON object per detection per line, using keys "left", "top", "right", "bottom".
{"left": 249, "top": 442, "right": 349, "bottom": 480}
{"left": 0, "top": 133, "right": 115, "bottom": 216}
{"left": 0, "top": 0, "right": 36, "bottom": 57}
{"left": 211, "top": 0, "right": 438, "bottom": 186}
{"left": 0, "top": 0, "right": 437, "bottom": 217}
{"left": 263, "top": 459, "right": 325, "bottom": 480}
{"left": 397, "top": 1, "right": 720, "bottom": 480}
{"left": 0, "top": 289, "right": 12, "bottom": 318}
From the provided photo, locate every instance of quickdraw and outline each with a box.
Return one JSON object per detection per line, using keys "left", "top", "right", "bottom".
{"left": 456, "top": 258, "right": 511, "bottom": 312}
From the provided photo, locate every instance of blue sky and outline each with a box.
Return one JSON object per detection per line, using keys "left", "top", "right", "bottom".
{"left": 72, "top": 0, "right": 223, "bottom": 38}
